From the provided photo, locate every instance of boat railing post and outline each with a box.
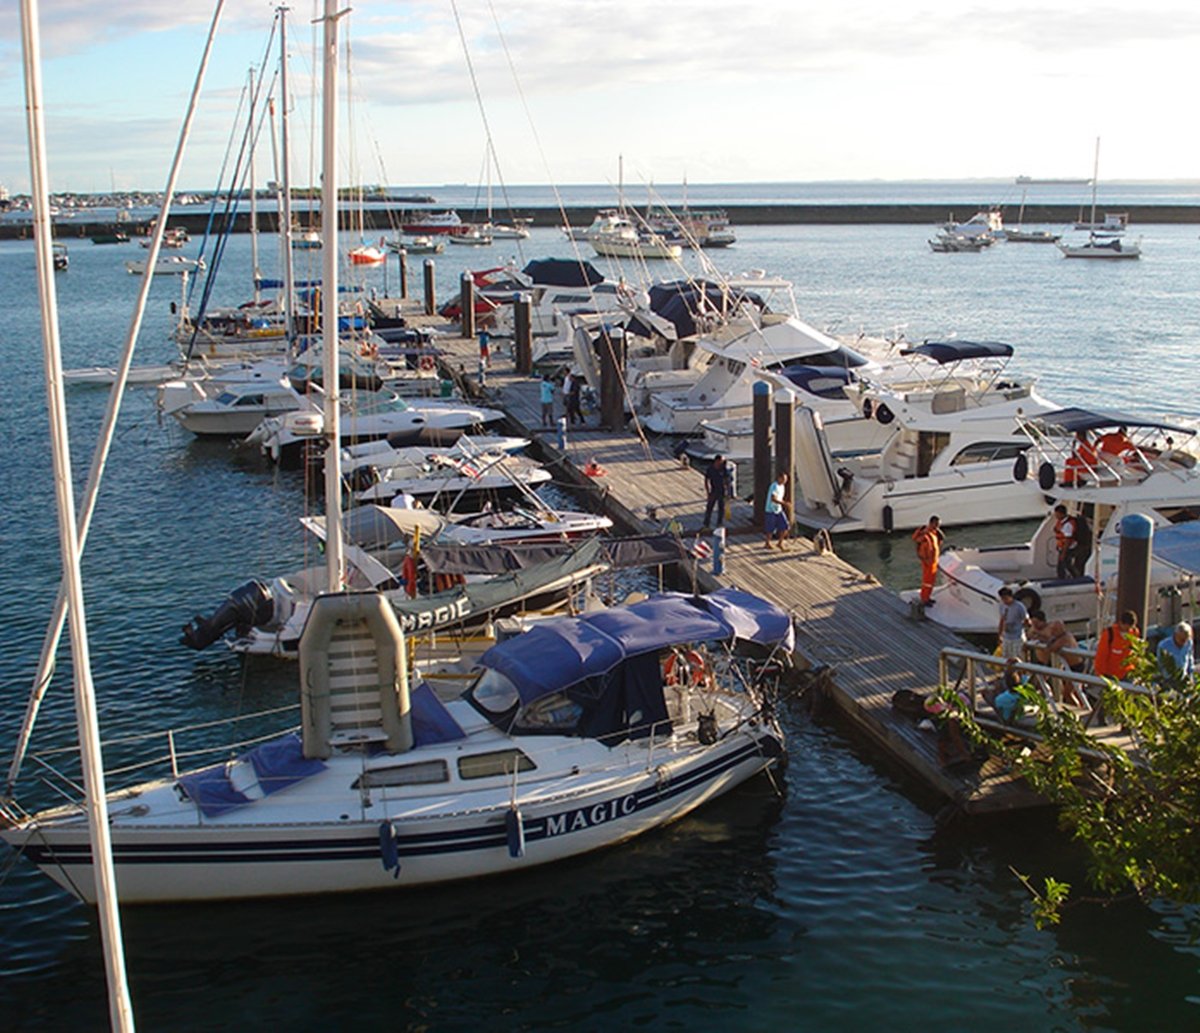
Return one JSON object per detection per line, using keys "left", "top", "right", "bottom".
{"left": 167, "top": 728, "right": 179, "bottom": 779}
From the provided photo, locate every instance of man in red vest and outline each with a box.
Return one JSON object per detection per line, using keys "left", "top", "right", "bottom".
{"left": 912, "top": 515, "right": 945, "bottom": 606}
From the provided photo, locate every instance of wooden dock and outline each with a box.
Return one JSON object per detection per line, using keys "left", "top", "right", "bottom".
{"left": 390, "top": 300, "right": 1045, "bottom": 816}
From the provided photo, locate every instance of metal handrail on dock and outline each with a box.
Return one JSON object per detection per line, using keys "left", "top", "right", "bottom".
{"left": 938, "top": 647, "right": 1148, "bottom": 760}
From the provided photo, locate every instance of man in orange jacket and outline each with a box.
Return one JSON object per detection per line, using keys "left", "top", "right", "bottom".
{"left": 1094, "top": 609, "right": 1141, "bottom": 681}
{"left": 912, "top": 515, "right": 945, "bottom": 606}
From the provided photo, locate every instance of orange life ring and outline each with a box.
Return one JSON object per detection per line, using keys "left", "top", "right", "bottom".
{"left": 419, "top": 355, "right": 436, "bottom": 372}
{"left": 663, "top": 649, "right": 706, "bottom": 687}
{"left": 400, "top": 554, "right": 418, "bottom": 598}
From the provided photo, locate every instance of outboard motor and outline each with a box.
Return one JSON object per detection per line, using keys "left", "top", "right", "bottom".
{"left": 181, "top": 579, "right": 276, "bottom": 650}
{"left": 344, "top": 464, "right": 381, "bottom": 495}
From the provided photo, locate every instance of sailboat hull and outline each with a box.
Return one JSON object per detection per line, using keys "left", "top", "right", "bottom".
{"left": 3, "top": 732, "right": 782, "bottom": 903}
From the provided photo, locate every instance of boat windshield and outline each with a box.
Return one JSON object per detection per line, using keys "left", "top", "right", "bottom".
{"left": 470, "top": 668, "right": 520, "bottom": 716}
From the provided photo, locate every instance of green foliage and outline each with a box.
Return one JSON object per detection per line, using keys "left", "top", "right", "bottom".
{"left": 942, "top": 639, "right": 1200, "bottom": 925}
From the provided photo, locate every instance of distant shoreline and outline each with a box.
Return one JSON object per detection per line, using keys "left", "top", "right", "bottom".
{"left": 5, "top": 202, "right": 1199, "bottom": 240}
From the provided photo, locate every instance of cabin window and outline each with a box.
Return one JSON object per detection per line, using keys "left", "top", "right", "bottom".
{"left": 949, "top": 441, "right": 1031, "bottom": 467}
{"left": 724, "top": 359, "right": 745, "bottom": 376}
{"left": 469, "top": 669, "right": 520, "bottom": 715}
{"left": 216, "top": 391, "right": 238, "bottom": 406}
{"left": 458, "top": 749, "right": 536, "bottom": 780}
{"left": 236, "top": 394, "right": 265, "bottom": 407}
{"left": 794, "top": 345, "right": 870, "bottom": 370}
{"left": 354, "top": 759, "right": 449, "bottom": 789}
{"left": 512, "top": 692, "right": 584, "bottom": 734}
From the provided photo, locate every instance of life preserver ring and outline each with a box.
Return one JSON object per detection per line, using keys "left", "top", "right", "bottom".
{"left": 419, "top": 355, "right": 436, "bottom": 372}
{"left": 400, "top": 554, "right": 418, "bottom": 598}
{"left": 663, "top": 649, "right": 707, "bottom": 687}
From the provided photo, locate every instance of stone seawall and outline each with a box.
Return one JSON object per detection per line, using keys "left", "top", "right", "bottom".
{"left": 7, "top": 202, "right": 1199, "bottom": 240}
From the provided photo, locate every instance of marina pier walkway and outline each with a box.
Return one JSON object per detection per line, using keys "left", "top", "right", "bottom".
{"left": 394, "top": 301, "right": 1045, "bottom": 817}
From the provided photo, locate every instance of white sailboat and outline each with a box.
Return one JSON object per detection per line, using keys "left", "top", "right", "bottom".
{"left": 1058, "top": 139, "right": 1141, "bottom": 260}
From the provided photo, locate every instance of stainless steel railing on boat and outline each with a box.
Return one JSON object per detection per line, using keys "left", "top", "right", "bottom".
{"left": 13, "top": 704, "right": 302, "bottom": 806}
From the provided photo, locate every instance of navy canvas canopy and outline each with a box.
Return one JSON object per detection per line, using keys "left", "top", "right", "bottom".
{"left": 1029, "top": 407, "right": 1193, "bottom": 436}
{"left": 647, "top": 280, "right": 765, "bottom": 339}
{"left": 522, "top": 258, "right": 605, "bottom": 287}
{"left": 900, "top": 340, "right": 1014, "bottom": 363}
{"left": 479, "top": 589, "right": 791, "bottom": 703}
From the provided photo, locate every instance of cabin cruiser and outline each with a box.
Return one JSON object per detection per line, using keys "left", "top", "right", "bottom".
{"left": 904, "top": 409, "right": 1200, "bottom": 634}
{"left": 646, "top": 207, "right": 736, "bottom": 248}
{"left": 347, "top": 447, "right": 553, "bottom": 507}
{"left": 587, "top": 209, "right": 682, "bottom": 261}
{"left": 642, "top": 313, "right": 877, "bottom": 436}
{"left": 248, "top": 389, "right": 505, "bottom": 466}
{"left": 401, "top": 209, "right": 468, "bottom": 235}
{"left": 125, "top": 253, "right": 206, "bottom": 275}
{"left": 787, "top": 341, "right": 1062, "bottom": 533}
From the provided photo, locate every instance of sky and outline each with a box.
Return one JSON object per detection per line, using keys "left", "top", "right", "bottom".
{"left": 2, "top": 0, "right": 1200, "bottom": 195}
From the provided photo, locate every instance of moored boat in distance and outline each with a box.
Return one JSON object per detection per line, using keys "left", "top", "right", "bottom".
{"left": 401, "top": 209, "right": 469, "bottom": 236}
{"left": 125, "top": 254, "right": 206, "bottom": 275}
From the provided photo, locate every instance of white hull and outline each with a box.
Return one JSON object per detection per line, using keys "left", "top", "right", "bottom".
{"left": 5, "top": 735, "right": 779, "bottom": 903}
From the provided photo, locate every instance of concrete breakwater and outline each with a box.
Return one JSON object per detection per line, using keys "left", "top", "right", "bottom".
{"left": 8, "top": 201, "right": 1200, "bottom": 240}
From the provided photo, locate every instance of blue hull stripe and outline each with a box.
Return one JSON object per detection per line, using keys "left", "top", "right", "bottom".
{"left": 21, "top": 733, "right": 781, "bottom": 868}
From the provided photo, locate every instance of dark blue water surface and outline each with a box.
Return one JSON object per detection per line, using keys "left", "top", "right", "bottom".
{"left": 2, "top": 215, "right": 1198, "bottom": 1031}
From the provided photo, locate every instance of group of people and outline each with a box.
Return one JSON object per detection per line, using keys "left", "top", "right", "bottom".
{"left": 539, "top": 371, "right": 584, "bottom": 428}
{"left": 996, "top": 585, "right": 1194, "bottom": 693}
{"left": 1062, "top": 425, "right": 1142, "bottom": 487}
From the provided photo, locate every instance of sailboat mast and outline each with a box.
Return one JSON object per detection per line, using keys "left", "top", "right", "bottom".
{"left": 278, "top": 5, "right": 297, "bottom": 349}
{"left": 321, "top": 0, "right": 346, "bottom": 591}
{"left": 1089, "top": 136, "right": 1100, "bottom": 235}
{"left": 249, "top": 66, "right": 261, "bottom": 304}
{"left": 18, "top": 0, "right": 134, "bottom": 1027}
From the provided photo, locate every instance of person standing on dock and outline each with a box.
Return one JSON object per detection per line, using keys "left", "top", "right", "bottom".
{"left": 1053, "top": 505, "right": 1079, "bottom": 578}
{"left": 1094, "top": 610, "right": 1141, "bottom": 682}
{"left": 702, "top": 455, "right": 730, "bottom": 529}
{"left": 997, "top": 586, "right": 1029, "bottom": 661}
{"left": 478, "top": 329, "right": 491, "bottom": 369}
{"left": 566, "top": 372, "right": 584, "bottom": 426}
{"left": 763, "top": 471, "right": 790, "bottom": 549}
{"left": 911, "top": 515, "right": 944, "bottom": 606}
{"left": 539, "top": 374, "right": 555, "bottom": 427}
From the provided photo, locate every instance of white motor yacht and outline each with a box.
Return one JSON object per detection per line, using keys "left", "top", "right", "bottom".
{"left": 788, "top": 341, "right": 1063, "bottom": 533}
{"left": 904, "top": 409, "right": 1200, "bottom": 633}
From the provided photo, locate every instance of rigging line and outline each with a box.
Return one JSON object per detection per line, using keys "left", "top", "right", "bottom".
{"left": 7, "top": 0, "right": 230, "bottom": 798}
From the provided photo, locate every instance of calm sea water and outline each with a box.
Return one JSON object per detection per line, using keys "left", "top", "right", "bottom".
{"left": 2, "top": 211, "right": 1198, "bottom": 1030}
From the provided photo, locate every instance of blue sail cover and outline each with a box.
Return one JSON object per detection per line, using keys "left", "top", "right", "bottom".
{"left": 479, "top": 591, "right": 791, "bottom": 703}
{"left": 522, "top": 257, "right": 605, "bottom": 287}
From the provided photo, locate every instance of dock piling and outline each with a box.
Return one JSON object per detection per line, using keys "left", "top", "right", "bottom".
{"left": 514, "top": 293, "right": 532, "bottom": 374}
{"left": 752, "top": 381, "right": 772, "bottom": 528}
{"left": 460, "top": 273, "right": 476, "bottom": 340}
{"left": 422, "top": 259, "right": 436, "bottom": 316}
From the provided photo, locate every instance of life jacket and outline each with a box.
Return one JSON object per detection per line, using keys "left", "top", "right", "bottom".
{"left": 1053, "top": 515, "right": 1076, "bottom": 555}
{"left": 1063, "top": 441, "right": 1097, "bottom": 485}
{"left": 1094, "top": 623, "right": 1137, "bottom": 679}
{"left": 912, "top": 526, "right": 939, "bottom": 565}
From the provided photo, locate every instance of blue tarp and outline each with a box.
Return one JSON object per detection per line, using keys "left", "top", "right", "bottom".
{"left": 411, "top": 683, "right": 467, "bottom": 746}
{"left": 1150, "top": 521, "right": 1200, "bottom": 576}
{"left": 177, "top": 733, "right": 327, "bottom": 818}
{"left": 900, "top": 340, "right": 1014, "bottom": 363}
{"left": 479, "top": 590, "right": 791, "bottom": 703}
{"left": 522, "top": 257, "right": 605, "bottom": 287}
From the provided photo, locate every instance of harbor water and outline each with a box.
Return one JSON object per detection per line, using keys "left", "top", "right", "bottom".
{"left": 1, "top": 212, "right": 1198, "bottom": 1030}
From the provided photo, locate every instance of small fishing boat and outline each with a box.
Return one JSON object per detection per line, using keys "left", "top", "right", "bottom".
{"left": 348, "top": 243, "right": 387, "bottom": 265}
{"left": 52, "top": 242, "right": 68, "bottom": 270}
{"left": 385, "top": 235, "right": 445, "bottom": 254}
{"left": 125, "top": 254, "right": 206, "bottom": 275}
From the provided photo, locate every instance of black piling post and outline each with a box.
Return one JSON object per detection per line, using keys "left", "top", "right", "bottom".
{"left": 422, "top": 259, "right": 436, "bottom": 316}
{"left": 514, "top": 292, "right": 533, "bottom": 375}
{"left": 752, "top": 380, "right": 772, "bottom": 529}
{"left": 460, "top": 273, "right": 476, "bottom": 340}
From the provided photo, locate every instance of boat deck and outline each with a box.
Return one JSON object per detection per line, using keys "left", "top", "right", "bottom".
{"left": 395, "top": 301, "right": 1050, "bottom": 815}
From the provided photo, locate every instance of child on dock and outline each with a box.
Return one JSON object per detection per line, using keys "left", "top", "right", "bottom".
{"left": 764, "top": 472, "right": 791, "bottom": 549}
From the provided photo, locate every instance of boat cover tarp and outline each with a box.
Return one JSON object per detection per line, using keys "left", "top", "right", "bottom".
{"left": 1148, "top": 521, "right": 1200, "bottom": 576}
{"left": 647, "top": 280, "right": 765, "bottom": 340}
{"left": 410, "top": 683, "right": 467, "bottom": 745}
{"left": 384, "top": 536, "right": 609, "bottom": 634}
{"left": 693, "top": 587, "right": 797, "bottom": 651}
{"left": 522, "top": 257, "right": 605, "bottom": 287}
{"left": 900, "top": 340, "right": 1014, "bottom": 363}
{"left": 420, "top": 534, "right": 692, "bottom": 576}
{"left": 481, "top": 589, "right": 791, "bottom": 703}
{"left": 577, "top": 651, "right": 668, "bottom": 743}
{"left": 1026, "top": 407, "right": 1193, "bottom": 436}
{"left": 177, "top": 733, "right": 327, "bottom": 818}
